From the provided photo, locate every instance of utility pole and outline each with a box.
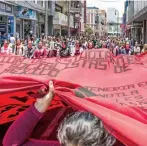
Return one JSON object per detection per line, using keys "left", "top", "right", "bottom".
{"left": 45, "top": 1, "right": 48, "bottom": 37}
{"left": 115, "top": 9, "right": 119, "bottom": 37}
{"left": 68, "top": 0, "right": 71, "bottom": 37}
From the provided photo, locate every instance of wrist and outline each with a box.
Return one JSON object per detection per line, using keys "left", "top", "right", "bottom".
{"left": 34, "top": 101, "right": 47, "bottom": 113}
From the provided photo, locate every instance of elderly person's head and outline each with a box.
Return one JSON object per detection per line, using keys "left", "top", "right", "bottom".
{"left": 135, "top": 41, "right": 138, "bottom": 46}
{"left": 38, "top": 41, "right": 43, "bottom": 49}
{"left": 28, "top": 41, "right": 33, "bottom": 48}
{"left": 3, "top": 40, "right": 9, "bottom": 48}
{"left": 58, "top": 112, "right": 116, "bottom": 146}
{"left": 17, "top": 39, "right": 21, "bottom": 45}
{"left": 143, "top": 44, "right": 147, "bottom": 52}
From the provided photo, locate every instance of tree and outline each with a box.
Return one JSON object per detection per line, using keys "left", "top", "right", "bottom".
{"left": 85, "top": 25, "right": 93, "bottom": 35}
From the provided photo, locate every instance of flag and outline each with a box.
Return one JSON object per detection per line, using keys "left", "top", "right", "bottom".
{"left": 0, "top": 49, "right": 147, "bottom": 146}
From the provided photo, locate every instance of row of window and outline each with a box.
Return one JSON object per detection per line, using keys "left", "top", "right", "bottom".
{"left": 134, "top": 0, "right": 147, "bottom": 15}
{"left": 128, "top": 0, "right": 147, "bottom": 20}
{"left": 31, "top": 0, "right": 51, "bottom": 8}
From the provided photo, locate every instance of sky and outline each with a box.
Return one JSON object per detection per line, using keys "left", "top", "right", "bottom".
{"left": 87, "top": 0, "right": 125, "bottom": 17}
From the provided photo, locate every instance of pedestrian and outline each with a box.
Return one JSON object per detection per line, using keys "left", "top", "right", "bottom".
{"left": 24, "top": 41, "right": 35, "bottom": 59}
{"left": 0, "top": 40, "right": 12, "bottom": 54}
{"left": 14, "top": 39, "right": 24, "bottom": 56}
{"left": 133, "top": 42, "right": 140, "bottom": 55}
{"left": 9, "top": 34, "right": 15, "bottom": 53}
{"left": 33, "top": 41, "right": 47, "bottom": 59}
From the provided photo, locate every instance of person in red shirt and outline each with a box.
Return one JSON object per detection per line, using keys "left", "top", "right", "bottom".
{"left": 3, "top": 81, "right": 124, "bottom": 146}
{"left": 34, "top": 41, "right": 47, "bottom": 59}
{"left": 88, "top": 40, "right": 93, "bottom": 49}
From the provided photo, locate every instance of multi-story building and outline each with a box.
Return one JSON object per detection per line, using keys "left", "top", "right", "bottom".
{"left": 86, "top": 6, "right": 99, "bottom": 35}
{"left": 107, "top": 8, "right": 121, "bottom": 37}
{"left": 98, "top": 10, "right": 107, "bottom": 36}
{"left": 126, "top": 0, "right": 147, "bottom": 44}
{"left": 0, "top": 0, "right": 85, "bottom": 39}
{"left": 0, "top": 0, "right": 54, "bottom": 39}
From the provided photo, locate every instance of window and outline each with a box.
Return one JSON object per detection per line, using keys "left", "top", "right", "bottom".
{"left": 48, "top": 1, "right": 51, "bottom": 8}
{"left": 37, "top": 1, "right": 44, "bottom": 7}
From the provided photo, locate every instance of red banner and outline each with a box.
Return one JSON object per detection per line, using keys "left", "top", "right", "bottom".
{"left": 0, "top": 49, "right": 147, "bottom": 146}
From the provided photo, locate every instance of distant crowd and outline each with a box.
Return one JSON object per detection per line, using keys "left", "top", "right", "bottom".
{"left": 0, "top": 33, "right": 147, "bottom": 58}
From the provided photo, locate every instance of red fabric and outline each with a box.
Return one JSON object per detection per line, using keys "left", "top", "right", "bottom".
{"left": 88, "top": 42, "right": 93, "bottom": 49}
{"left": 34, "top": 48, "right": 47, "bottom": 59}
{"left": 0, "top": 49, "right": 147, "bottom": 146}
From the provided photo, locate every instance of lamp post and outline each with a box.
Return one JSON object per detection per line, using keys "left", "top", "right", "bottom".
{"left": 68, "top": 0, "right": 71, "bottom": 37}
{"left": 115, "top": 9, "right": 119, "bottom": 37}
{"left": 45, "top": 1, "right": 48, "bottom": 36}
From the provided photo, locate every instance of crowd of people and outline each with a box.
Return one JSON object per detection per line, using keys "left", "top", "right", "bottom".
{"left": 1, "top": 34, "right": 147, "bottom": 59}
{"left": 1, "top": 34, "right": 145, "bottom": 146}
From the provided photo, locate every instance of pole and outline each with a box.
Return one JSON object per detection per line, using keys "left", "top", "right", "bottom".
{"left": 116, "top": 10, "right": 119, "bottom": 37}
{"left": 68, "top": 0, "right": 71, "bottom": 37}
{"left": 45, "top": 1, "right": 48, "bottom": 37}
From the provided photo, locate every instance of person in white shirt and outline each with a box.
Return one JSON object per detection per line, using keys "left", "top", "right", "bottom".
{"left": 134, "top": 42, "right": 140, "bottom": 55}
{"left": 1, "top": 40, "right": 12, "bottom": 54}
{"left": 9, "top": 34, "right": 15, "bottom": 53}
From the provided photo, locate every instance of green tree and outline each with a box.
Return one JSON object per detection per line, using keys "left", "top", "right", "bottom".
{"left": 85, "top": 25, "right": 93, "bottom": 35}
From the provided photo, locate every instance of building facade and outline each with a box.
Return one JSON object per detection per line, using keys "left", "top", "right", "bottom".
{"left": 0, "top": 0, "right": 54, "bottom": 39}
{"left": 86, "top": 6, "right": 99, "bottom": 35}
{"left": 0, "top": 0, "right": 85, "bottom": 40}
{"left": 126, "top": 0, "right": 147, "bottom": 44}
{"left": 98, "top": 10, "right": 107, "bottom": 36}
{"left": 0, "top": 1, "right": 15, "bottom": 39}
{"left": 107, "top": 8, "right": 121, "bottom": 37}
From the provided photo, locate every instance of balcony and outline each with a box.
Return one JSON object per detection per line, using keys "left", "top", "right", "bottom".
{"left": 53, "top": 12, "right": 68, "bottom": 26}
{"left": 70, "top": 1, "right": 81, "bottom": 14}
{"left": 70, "top": 7, "right": 80, "bottom": 13}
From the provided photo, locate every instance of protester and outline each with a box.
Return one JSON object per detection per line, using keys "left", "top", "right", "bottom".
{"left": 142, "top": 44, "right": 147, "bottom": 53}
{"left": 33, "top": 41, "right": 47, "bottom": 58}
{"left": 24, "top": 40, "right": 35, "bottom": 59}
{"left": 0, "top": 40, "right": 12, "bottom": 54}
{"left": 133, "top": 42, "right": 140, "bottom": 55}
{"left": 125, "top": 42, "right": 131, "bottom": 54}
{"left": 9, "top": 34, "right": 15, "bottom": 53}
{"left": 14, "top": 39, "right": 24, "bottom": 56}
{"left": 3, "top": 81, "right": 116, "bottom": 146}
{"left": 0, "top": 34, "right": 146, "bottom": 57}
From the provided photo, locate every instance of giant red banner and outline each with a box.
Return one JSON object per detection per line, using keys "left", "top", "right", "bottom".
{"left": 0, "top": 49, "right": 147, "bottom": 146}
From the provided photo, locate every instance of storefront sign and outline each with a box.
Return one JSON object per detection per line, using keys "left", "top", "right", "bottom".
{"left": 8, "top": 16, "right": 14, "bottom": 35}
{"left": 0, "top": 16, "right": 7, "bottom": 33}
{"left": 0, "top": 2, "right": 12, "bottom": 14}
{"left": 70, "top": 7, "right": 80, "bottom": 14}
{"left": 70, "top": 15, "right": 74, "bottom": 28}
{"left": 0, "top": 23, "right": 6, "bottom": 32}
{"left": 16, "top": 6, "right": 36, "bottom": 20}
{"left": 132, "top": 22, "right": 143, "bottom": 27}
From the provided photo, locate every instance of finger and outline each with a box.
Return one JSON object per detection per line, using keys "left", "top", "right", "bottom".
{"left": 49, "top": 81, "right": 54, "bottom": 91}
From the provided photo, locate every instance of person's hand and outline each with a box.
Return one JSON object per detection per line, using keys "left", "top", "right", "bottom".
{"left": 34, "top": 81, "right": 55, "bottom": 113}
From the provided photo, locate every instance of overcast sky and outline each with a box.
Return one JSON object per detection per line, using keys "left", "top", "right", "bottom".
{"left": 87, "top": 0, "right": 125, "bottom": 17}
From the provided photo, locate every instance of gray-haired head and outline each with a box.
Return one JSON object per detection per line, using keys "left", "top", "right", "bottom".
{"left": 58, "top": 112, "right": 116, "bottom": 146}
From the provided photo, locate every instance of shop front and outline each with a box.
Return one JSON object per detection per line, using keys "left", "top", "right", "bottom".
{"left": 53, "top": 24, "right": 61, "bottom": 36}
{"left": 16, "top": 6, "right": 36, "bottom": 39}
{"left": 36, "top": 13, "right": 45, "bottom": 37}
{"left": 0, "top": 2, "right": 14, "bottom": 42}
